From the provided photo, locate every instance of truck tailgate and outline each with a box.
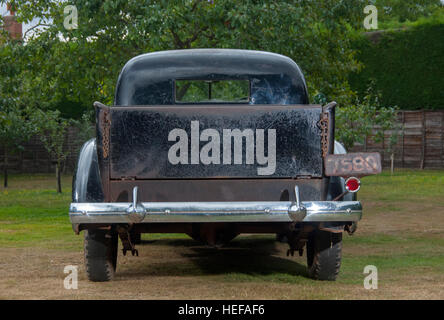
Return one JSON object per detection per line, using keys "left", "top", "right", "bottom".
{"left": 103, "top": 104, "right": 323, "bottom": 179}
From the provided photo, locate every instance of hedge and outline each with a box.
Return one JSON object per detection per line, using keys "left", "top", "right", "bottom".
{"left": 349, "top": 22, "right": 444, "bottom": 110}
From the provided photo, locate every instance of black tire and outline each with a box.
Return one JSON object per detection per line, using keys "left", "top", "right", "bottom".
{"left": 84, "top": 229, "right": 118, "bottom": 282}
{"left": 306, "top": 230, "right": 342, "bottom": 281}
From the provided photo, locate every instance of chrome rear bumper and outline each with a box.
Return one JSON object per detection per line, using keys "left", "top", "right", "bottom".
{"left": 69, "top": 187, "right": 362, "bottom": 224}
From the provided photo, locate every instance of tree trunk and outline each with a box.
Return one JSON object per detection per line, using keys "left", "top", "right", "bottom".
{"left": 56, "top": 161, "right": 62, "bottom": 193}
{"left": 390, "top": 152, "right": 395, "bottom": 175}
{"left": 4, "top": 147, "right": 8, "bottom": 188}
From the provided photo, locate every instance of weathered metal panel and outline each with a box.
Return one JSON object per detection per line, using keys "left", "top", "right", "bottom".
{"left": 109, "top": 179, "right": 323, "bottom": 202}
{"left": 108, "top": 104, "right": 323, "bottom": 179}
{"left": 324, "top": 153, "right": 382, "bottom": 177}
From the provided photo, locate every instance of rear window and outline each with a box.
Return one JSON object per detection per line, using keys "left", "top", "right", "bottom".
{"left": 175, "top": 80, "right": 249, "bottom": 103}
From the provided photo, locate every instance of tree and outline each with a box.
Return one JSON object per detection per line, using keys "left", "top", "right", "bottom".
{"left": 3, "top": 0, "right": 368, "bottom": 111}
{"left": 32, "top": 109, "right": 71, "bottom": 193}
{"left": 0, "top": 106, "right": 36, "bottom": 187}
{"left": 70, "top": 110, "right": 95, "bottom": 172}
{"left": 335, "top": 83, "right": 401, "bottom": 173}
{"left": 0, "top": 34, "right": 39, "bottom": 187}
{"left": 375, "top": 106, "right": 402, "bottom": 174}
{"left": 374, "top": 0, "right": 443, "bottom": 24}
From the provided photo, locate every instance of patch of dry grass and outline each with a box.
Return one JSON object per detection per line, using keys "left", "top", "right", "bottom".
{"left": 0, "top": 171, "right": 443, "bottom": 299}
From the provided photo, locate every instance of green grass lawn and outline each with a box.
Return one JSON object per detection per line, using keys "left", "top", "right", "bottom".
{"left": 0, "top": 170, "right": 443, "bottom": 299}
{"left": 0, "top": 175, "right": 77, "bottom": 250}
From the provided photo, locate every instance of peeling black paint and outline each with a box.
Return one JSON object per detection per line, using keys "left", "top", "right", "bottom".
{"left": 109, "top": 105, "right": 322, "bottom": 179}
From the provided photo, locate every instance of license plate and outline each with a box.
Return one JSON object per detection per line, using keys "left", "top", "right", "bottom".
{"left": 324, "top": 153, "right": 382, "bottom": 177}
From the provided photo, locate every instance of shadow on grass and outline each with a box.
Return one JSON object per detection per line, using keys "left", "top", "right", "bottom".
{"left": 117, "top": 237, "right": 309, "bottom": 280}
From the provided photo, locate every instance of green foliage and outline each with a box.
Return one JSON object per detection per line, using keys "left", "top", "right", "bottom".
{"left": 176, "top": 80, "right": 249, "bottom": 103}
{"left": 349, "top": 19, "right": 444, "bottom": 110}
{"left": 336, "top": 82, "right": 401, "bottom": 151}
{"left": 377, "top": 3, "right": 444, "bottom": 29}
{"left": 71, "top": 111, "right": 95, "bottom": 147}
{"left": 3, "top": 0, "right": 368, "bottom": 111}
{"left": 0, "top": 42, "right": 29, "bottom": 108}
{"left": 0, "top": 106, "right": 36, "bottom": 153}
{"left": 0, "top": 105, "right": 37, "bottom": 187}
{"left": 32, "top": 109, "right": 71, "bottom": 165}
{"left": 336, "top": 105, "right": 371, "bottom": 151}
{"left": 374, "top": 0, "right": 443, "bottom": 26}
{"left": 31, "top": 109, "right": 72, "bottom": 192}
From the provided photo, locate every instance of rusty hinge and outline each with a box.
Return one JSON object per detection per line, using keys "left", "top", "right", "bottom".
{"left": 100, "top": 109, "right": 111, "bottom": 159}
{"left": 319, "top": 112, "right": 329, "bottom": 157}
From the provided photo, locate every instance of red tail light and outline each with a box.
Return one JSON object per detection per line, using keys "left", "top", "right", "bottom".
{"left": 345, "top": 177, "right": 360, "bottom": 193}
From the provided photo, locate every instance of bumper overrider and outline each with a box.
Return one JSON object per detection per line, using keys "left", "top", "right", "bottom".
{"left": 69, "top": 186, "right": 362, "bottom": 224}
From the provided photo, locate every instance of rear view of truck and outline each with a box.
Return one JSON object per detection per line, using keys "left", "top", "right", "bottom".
{"left": 70, "top": 49, "right": 381, "bottom": 281}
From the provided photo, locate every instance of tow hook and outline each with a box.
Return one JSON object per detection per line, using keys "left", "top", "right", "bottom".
{"left": 286, "top": 247, "right": 304, "bottom": 257}
{"left": 345, "top": 222, "right": 358, "bottom": 235}
{"left": 286, "top": 237, "right": 307, "bottom": 257}
{"left": 116, "top": 225, "right": 139, "bottom": 256}
{"left": 123, "top": 247, "right": 138, "bottom": 257}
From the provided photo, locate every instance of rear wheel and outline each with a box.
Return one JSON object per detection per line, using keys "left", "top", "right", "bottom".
{"left": 306, "top": 230, "right": 342, "bottom": 281}
{"left": 84, "top": 228, "right": 118, "bottom": 282}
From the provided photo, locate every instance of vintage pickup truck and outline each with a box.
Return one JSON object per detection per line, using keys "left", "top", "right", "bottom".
{"left": 70, "top": 49, "right": 381, "bottom": 282}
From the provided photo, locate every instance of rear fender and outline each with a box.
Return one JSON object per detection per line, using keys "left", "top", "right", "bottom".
{"left": 72, "top": 138, "right": 104, "bottom": 203}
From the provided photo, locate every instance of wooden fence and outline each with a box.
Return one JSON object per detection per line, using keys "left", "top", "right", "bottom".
{"left": 351, "top": 110, "right": 444, "bottom": 169}
{"left": 1, "top": 110, "right": 444, "bottom": 174}
{"left": 0, "top": 126, "right": 86, "bottom": 174}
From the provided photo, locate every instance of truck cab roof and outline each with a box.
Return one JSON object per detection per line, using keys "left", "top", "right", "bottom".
{"left": 114, "top": 49, "right": 309, "bottom": 106}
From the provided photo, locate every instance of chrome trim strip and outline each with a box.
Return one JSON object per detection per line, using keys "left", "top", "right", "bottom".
{"left": 69, "top": 200, "right": 362, "bottom": 224}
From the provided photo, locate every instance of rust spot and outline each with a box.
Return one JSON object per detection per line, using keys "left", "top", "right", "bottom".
{"left": 319, "top": 112, "right": 329, "bottom": 157}
{"left": 324, "top": 152, "right": 382, "bottom": 177}
{"left": 100, "top": 109, "right": 111, "bottom": 159}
